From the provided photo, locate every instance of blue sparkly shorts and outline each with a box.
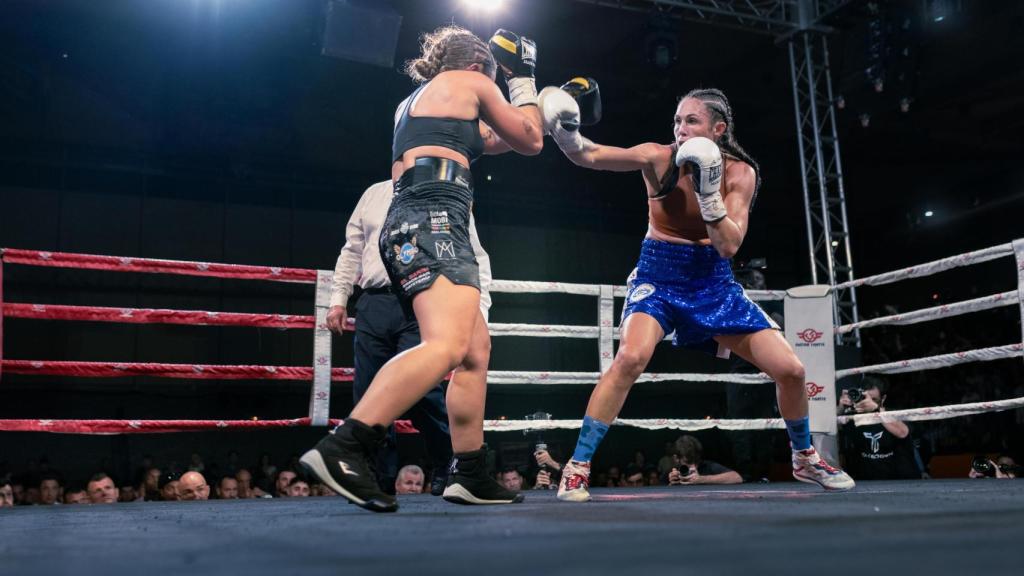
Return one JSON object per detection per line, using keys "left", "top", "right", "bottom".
{"left": 621, "top": 239, "right": 778, "bottom": 354}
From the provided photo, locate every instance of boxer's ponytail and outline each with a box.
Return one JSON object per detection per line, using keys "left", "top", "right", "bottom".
{"left": 405, "top": 25, "right": 495, "bottom": 84}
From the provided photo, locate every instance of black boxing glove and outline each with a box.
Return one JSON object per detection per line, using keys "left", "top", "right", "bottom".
{"left": 489, "top": 29, "right": 536, "bottom": 78}
{"left": 489, "top": 29, "right": 538, "bottom": 107}
{"left": 560, "top": 77, "right": 602, "bottom": 126}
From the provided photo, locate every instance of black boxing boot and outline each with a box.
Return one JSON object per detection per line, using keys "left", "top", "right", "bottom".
{"left": 300, "top": 419, "right": 398, "bottom": 512}
{"left": 442, "top": 445, "right": 524, "bottom": 505}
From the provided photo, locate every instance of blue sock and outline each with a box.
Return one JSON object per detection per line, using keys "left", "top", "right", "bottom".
{"left": 785, "top": 417, "right": 811, "bottom": 451}
{"left": 571, "top": 415, "right": 610, "bottom": 462}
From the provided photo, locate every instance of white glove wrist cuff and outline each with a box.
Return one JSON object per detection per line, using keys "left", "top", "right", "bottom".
{"left": 554, "top": 128, "right": 584, "bottom": 153}
{"left": 699, "top": 192, "right": 728, "bottom": 223}
{"left": 507, "top": 77, "right": 539, "bottom": 107}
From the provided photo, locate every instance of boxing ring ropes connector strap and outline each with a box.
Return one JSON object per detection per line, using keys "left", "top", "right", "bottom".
{"left": 1, "top": 239, "right": 1023, "bottom": 435}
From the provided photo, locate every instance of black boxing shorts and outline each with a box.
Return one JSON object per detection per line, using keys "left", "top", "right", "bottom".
{"left": 379, "top": 159, "right": 479, "bottom": 300}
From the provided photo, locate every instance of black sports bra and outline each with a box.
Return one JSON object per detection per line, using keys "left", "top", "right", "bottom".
{"left": 392, "top": 84, "right": 485, "bottom": 164}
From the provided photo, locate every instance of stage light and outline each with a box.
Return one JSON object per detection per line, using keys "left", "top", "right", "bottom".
{"left": 835, "top": 95, "right": 846, "bottom": 110}
{"left": 925, "top": 210, "right": 934, "bottom": 217}
{"left": 831, "top": 240, "right": 840, "bottom": 247}
{"left": 900, "top": 97, "right": 912, "bottom": 113}
{"left": 859, "top": 113, "right": 871, "bottom": 128}
{"left": 873, "top": 78, "right": 884, "bottom": 93}
{"left": 461, "top": 0, "right": 504, "bottom": 12}
{"left": 486, "top": 174, "right": 492, "bottom": 181}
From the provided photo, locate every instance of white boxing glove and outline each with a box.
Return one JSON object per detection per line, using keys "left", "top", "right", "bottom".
{"left": 538, "top": 86, "right": 584, "bottom": 153}
{"left": 675, "top": 137, "right": 726, "bottom": 222}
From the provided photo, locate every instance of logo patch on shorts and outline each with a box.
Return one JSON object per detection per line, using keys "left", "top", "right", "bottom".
{"left": 628, "top": 283, "right": 655, "bottom": 303}
{"left": 435, "top": 240, "right": 456, "bottom": 260}
{"left": 393, "top": 235, "right": 419, "bottom": 265}
{"left": 429, "top": 211, "right": 451, "bottom": 234}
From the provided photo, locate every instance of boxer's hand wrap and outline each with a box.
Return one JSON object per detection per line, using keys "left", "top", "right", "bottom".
{"left": 675, "top": 137, "right": 726, "bottom": 223}
{"left": 560, "top": 77, "right": 602, "bottom": 126}
{"left": 506, "top": 77, "right": 538, "bottom": 108}
{"left": 489, "top": 29, "right": 536, "bottom": 78}
{"left": 538, "top": 86, "right": 583, "bottom": 153}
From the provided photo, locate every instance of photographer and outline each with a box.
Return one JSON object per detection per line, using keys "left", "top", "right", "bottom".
{"left": 667, "top": 436, "right": 742, "bottom": 486}
{"left": 838, "top": 377, "right": 921, "bottom": 480}
{"left": 968, "top": 454, "right": 1019, "bottom": 479}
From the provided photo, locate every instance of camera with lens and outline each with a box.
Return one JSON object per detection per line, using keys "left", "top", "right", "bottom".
{"left": 847, "top": 388, "right": 865, "bottom": 403}
{"left": 971, "top": 456, "right": 996, "bottom": 477}
{"left": 523, "top": 410, "right": 553, "bottom": 457}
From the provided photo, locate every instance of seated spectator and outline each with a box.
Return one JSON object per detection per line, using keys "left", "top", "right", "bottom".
{"left": 622, "top": 464, "right": 645, "bottom": 487}
{"left": 497, "top": 467, "right": 524, "bottom": 492}
{"left": 139, "top": 467, "right": 162, "bottom": 501}
{"left": 657, "top": 442, "right": 677, "bottom": 478}
{"left": 159, "top": 474, "right": 179, "bottom": 502}
{"left": 235, "top": 468, "right": 255, "bottom": 499}
{"left": 645, "top": 467, "right": 661, "bottom": 487}
{"left": 10, "top": 477, "right": 26, "bottom": 505}
{"left": 838, "top": 377, "right": 921, "bottom": 480}
{"left": 178, "top": 471, "right": 210, "bottom": 501}
{"left": 38, "top": 473, "right": 63, "bottom": 506}
{"left": 188, "top": 452, "right": 205, "bottom": 473}
{"left": 668, "top": 435, "right": 742, "bottom": 486}
{"left": 0, "top": 478, "right": 13, "bottom": 507}
{"left": 63, "top": 485, "right": 88, "bottom": 505}
{"left": 216, "top": 476, "right": 239, "bottom": 499}
{"left": 395, "top": 465, "right": 425, "bottom": 495}
{"left": 969, "top": 454, "right": 1020, "bottom": 479}
{"left": 118, "top": 485, "right": 139, "bottom": 503}
{"left": 274, "top": 469, "right": 297, "bottom": 498}
{"left": 86, "top": 473, "right": 119, "bottom": 504}
{"left": 286, "top": 477, "right": 310, "bottom": 497}
{"left": 23, "top": 485, "right": 41, "bottom": 505}
{"left": 605, "top": 465, "right": 622, "bottom": 487}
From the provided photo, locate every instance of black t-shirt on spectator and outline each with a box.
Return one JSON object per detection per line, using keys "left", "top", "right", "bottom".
{"left": 844, "top": 422, "right": 920, "bottom": 480}
{"left": 697, "top": 461, "right": 731, "bottom": 476}
{"left": 662, "top": 460, "right": 732, "bottom": 484}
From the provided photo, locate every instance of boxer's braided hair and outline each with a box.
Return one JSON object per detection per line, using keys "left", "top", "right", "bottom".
{"left": 683, "top": 88, "right": 762, "bottom": 207}
{"left": 405, "top": 25, "right": 495, "bottom": 84}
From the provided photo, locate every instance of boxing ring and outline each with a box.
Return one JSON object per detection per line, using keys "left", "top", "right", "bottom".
{"left": 2, "top": 242, "right": 1023, "bottom": 576}
{"left": 1, "top": 239, "right": 1022, "bottom": 436}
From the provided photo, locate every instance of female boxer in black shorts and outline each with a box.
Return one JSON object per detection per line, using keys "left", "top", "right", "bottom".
{"left": 302, "top": 25, "right": 552, "bottom": 512}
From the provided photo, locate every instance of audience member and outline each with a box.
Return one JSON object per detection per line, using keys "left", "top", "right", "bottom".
{"left": 0, "top": 478, "right": 13, "bottom": 507}
{"left": 286, "top": 477, "right": 310, "bottom": 497}
{"left": 139, "top": 467, "right": 162, "bottom": 501}
{"left": 395, "top": 465, "right": 425, "bottom": 495}
{"left": 86, "top": 473, "right": 119, "bottom": 504}
{"left": 38, "top": 473, "right": 63, "bottom": 505}
{"left": 668, "top": 436, "right": 742, "bottom": 486}
{"left": 274, "top": 469, "right": 297, "bottom": 498}
{"left": 63, "top": 486, "right": 88, "bottom": 504}
{"left": 838, "top": 377, "right": 921, "bottom": 480}
{"left": 968, "top": 454, "right": 1019, "bottom": 479}
{"left": 216, "top": 476, "right": 239, "bottom": 499}
{"left": 497, "top": 468, "right": 524, "bottom": 492}
{"left": 178, "top": 471, "right": 210, "bottom": 501}
{"left": 159, "top": 473, "right": 180, "bottom": 502}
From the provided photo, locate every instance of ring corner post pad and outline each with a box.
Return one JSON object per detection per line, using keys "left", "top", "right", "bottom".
{"left": 309, "top": 269, "right": 334, "bottom": 427}
{"left": 784, "top": 284, "right": 838, "bottom": 460}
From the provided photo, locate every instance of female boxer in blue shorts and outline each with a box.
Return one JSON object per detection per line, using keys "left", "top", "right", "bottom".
{"left": 543, "top": 88, "right": 855, "bottom": 501}
{"left": 301, "top": 25, "right": 564, "bottom": 512}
